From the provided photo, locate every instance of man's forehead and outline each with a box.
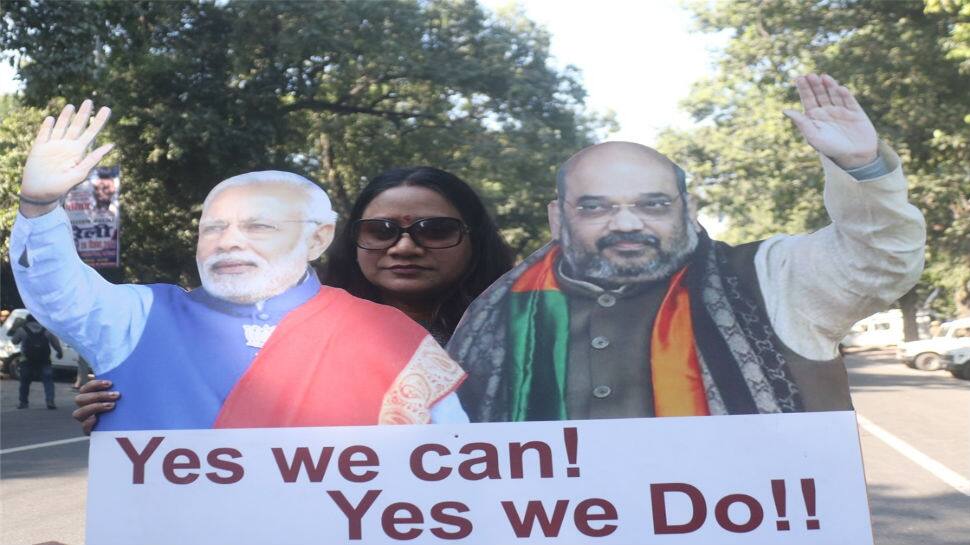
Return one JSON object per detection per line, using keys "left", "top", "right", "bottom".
{"left": 202, "top": 183, "right": 304, "bottom": 218}
{"left": 565, "top": 145, "right": 679, "bottom": 197}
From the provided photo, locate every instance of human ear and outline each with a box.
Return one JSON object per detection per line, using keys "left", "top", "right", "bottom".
{"left": 307, "top": 223, "right": 335, "bottom": 260}
{"left": 686, "top": 194, "right": 702, "bottom": 231}
{"left": 547, "top": 201, "right": 561, "bottom": 240}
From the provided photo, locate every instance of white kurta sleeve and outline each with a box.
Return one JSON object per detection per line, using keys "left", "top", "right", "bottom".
{"left": 9, "top": 207, "right": 153, "bottom": 374}
{"left": 429, "top": 391, "right": 470, "bottom": 424}
{"left": 754, "top": 141, "right": 926, "bottom": 360}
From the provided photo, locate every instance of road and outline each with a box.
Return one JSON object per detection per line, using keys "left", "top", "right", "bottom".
{"left": 845, "top": 349, "right": 969, "bottom": 545}
{"left": 1, "top": 350, "right": 968, "bottom": 545}
{"left": 1, "top": 375, "right": 89, "bottom": 545}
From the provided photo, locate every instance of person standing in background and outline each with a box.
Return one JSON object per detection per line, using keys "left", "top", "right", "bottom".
{"left": 12, "top": 314, "right": 63, "bottom": 409}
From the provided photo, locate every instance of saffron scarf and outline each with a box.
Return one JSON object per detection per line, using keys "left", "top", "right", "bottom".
{"left": 215, "top": 287, "right": 466, "bottom": 428}
{"left": 505, "top": 247, "right": 709, "bottom": 420}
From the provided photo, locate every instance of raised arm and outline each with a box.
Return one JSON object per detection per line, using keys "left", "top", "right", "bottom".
{"left": 10, "top": 101, "right": 152, "bottom": 374}
{"left": 758, "top": 75, "right": 926, "bottom": 360}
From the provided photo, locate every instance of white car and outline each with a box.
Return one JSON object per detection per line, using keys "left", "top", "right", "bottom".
{"left": 896, "top": 317, "right": 970, "bottom": 371}
{"left": 942, "top": 346, "right": 970, "bottom": 380}
{"left": 842, "top": 310, "right": 906, "bottom": 348}
{"left": 1, "top": 309, "right": 82, "bottom": 378}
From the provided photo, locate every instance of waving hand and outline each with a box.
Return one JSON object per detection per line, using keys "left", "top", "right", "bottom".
{"left": 21, "top": 100, "right": 114, "bottom": 208}
{"left": 783, "top": 74, "right": 878, "bottom": 170}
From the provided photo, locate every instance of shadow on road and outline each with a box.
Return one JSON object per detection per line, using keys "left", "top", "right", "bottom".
{"left": 0, "top": 441, "right": 88, "bottom": 480}
{"left": 1, "top": 375, "right": 91, "bottom": 481}
{"left": 867, "top": 483, "right": 970, "bottom": 545}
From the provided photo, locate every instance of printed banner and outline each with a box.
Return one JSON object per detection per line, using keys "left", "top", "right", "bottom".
{"left": 64, "top": 166, "right": 121, "bottom": 268}
{"left": 86, "top": 412, "right": 872, "bottom": 545}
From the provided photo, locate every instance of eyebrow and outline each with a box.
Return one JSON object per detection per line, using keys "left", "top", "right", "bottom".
{"left": 575, "top": 192, "right": 674, "bottom": 201}
{"left": 198, "top": 216, "right": 277, "bottom": 226}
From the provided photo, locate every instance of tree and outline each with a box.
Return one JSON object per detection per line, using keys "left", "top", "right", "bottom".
{"left": 0, "top": 96, "right": 45, "bottom": 258}
{"left": 658, "top": 0, "right": 970, "bottom": 330}
{"left": 1, "top": 0, "right": 607, "bottom": 286}
{"left": 926, "top": 0, "right": 970, "bottom": 72}
{"left": 0, "top": 96, "right": 47, "bottom": 309}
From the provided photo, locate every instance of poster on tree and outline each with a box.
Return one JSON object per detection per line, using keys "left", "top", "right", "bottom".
{"left": 64, "top": 165, "right": 121, "bottom": 268}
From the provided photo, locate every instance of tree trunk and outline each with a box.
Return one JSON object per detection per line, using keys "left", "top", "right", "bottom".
{"left": 899, "top": 287, "right": 921, "bottom": 342}
{"left": 957, "top": 276, "right": 970, "bottom": 318}
{"left": 318, "top": 133, "right": 351, "bottom": 217}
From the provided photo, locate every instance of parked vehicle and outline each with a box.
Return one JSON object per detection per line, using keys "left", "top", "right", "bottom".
{"left": 896, "top": 317, "right": 970, "bottom": 371}
{"left": 943, "top": 346, "right": 970, "bottom": 380}
{"left": 0, "top": 309, "right": 81, "bottom": 378}
{"left": 842, "top": 310, "right": 922, "bottom": 349}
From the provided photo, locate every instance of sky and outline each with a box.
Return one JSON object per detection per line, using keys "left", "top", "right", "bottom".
{"left": 477, "top": 0, "right": 730, "bottom": 233}
{"left": 0, "top": 61, "right": 17, "bottom": 95}
{"left": 480, "top": 0, "right": 729, "bottom": 144}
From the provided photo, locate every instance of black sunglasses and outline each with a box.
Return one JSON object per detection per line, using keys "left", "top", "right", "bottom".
{"left": 352, "top": 217, "right": 469, "bottom": 250}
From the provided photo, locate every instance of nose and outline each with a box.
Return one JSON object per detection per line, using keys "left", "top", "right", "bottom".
{"left": 386, "top": 232, "right": 424, "bottom": 256}
{"left": 215, "top": 223, "right": 247, "bottom": 252}
{"left": 607, "top": 205, "right": 646, "bottom": 232}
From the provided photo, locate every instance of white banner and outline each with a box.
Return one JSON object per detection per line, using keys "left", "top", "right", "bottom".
{"left": 86, "top": 412, "right": 872, "bottom": 545}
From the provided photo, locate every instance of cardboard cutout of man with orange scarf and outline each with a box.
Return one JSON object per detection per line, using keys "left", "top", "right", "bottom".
{"left": 450, "top": 74, "right": 926, "bottom": 422}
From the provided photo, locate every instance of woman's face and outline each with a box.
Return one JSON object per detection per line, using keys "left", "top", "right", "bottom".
{"left": 356, "top": 186, "right": 473, "bottom": 306}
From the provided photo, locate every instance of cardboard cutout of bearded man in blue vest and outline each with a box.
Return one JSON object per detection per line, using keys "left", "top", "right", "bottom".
{"left": 11, "top": 99, "right": 468, "bottom": 431}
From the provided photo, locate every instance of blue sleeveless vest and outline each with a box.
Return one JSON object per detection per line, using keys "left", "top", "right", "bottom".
{"left": 97, "top": 274, "right": 321, "bottom": 430}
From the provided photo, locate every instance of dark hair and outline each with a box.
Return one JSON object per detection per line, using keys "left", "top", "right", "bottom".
{"left": 322, "top": 166, "right": 514, "bottom": 342}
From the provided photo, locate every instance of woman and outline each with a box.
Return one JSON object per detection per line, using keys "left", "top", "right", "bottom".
{"left": 323, "top": 166, "right": 514, "bottom": 344}
{"left": 74, "top": 166, "right": 514, "bottom": 431}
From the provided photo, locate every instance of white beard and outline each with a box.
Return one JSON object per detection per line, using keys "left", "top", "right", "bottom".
{"left": 197, "top": 237, "right": 310, "bottom": 304}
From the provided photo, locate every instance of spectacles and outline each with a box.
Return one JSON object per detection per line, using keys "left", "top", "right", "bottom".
{"left": 199, "top": 219, "right": 321, "bottom": 240}
{"left": 353, "top": 217, "right": 469, "bottom": 250}
{"left": 563, "top": 193, "right": 685, "bottom": 222}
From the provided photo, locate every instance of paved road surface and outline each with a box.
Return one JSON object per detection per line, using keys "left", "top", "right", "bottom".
{"left": 1, "top": 350, "right": 967, "bottom": 544}
{"left": 845, "top": 349, "right": 969, "bottom": 545}
{"left": 2, "top": 375, "right": 89, "bottom": 545}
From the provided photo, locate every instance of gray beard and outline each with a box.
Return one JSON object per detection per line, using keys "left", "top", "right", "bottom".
{"left": 560, "top": 221, "right": 699, "bottom": 286}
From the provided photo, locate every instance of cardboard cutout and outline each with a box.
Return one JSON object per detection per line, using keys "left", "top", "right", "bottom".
{"left": 448, "top": 139, "right": 924, "bottom": 422}
{"left": 12, "top": 162, "right": 466, "bottom": 431}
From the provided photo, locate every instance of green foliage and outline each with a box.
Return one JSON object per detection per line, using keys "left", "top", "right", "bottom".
{"left": 0, "top": 96, "right": 47, "bottom": 258}
{"left": 1, "top": 0, "right": 606, "bottom": 284}
{"left": 659, "top": 0, "right": 970, "bottom": 315}
{"left": 926, "top": 0, "right": 970, "bottom": 72}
